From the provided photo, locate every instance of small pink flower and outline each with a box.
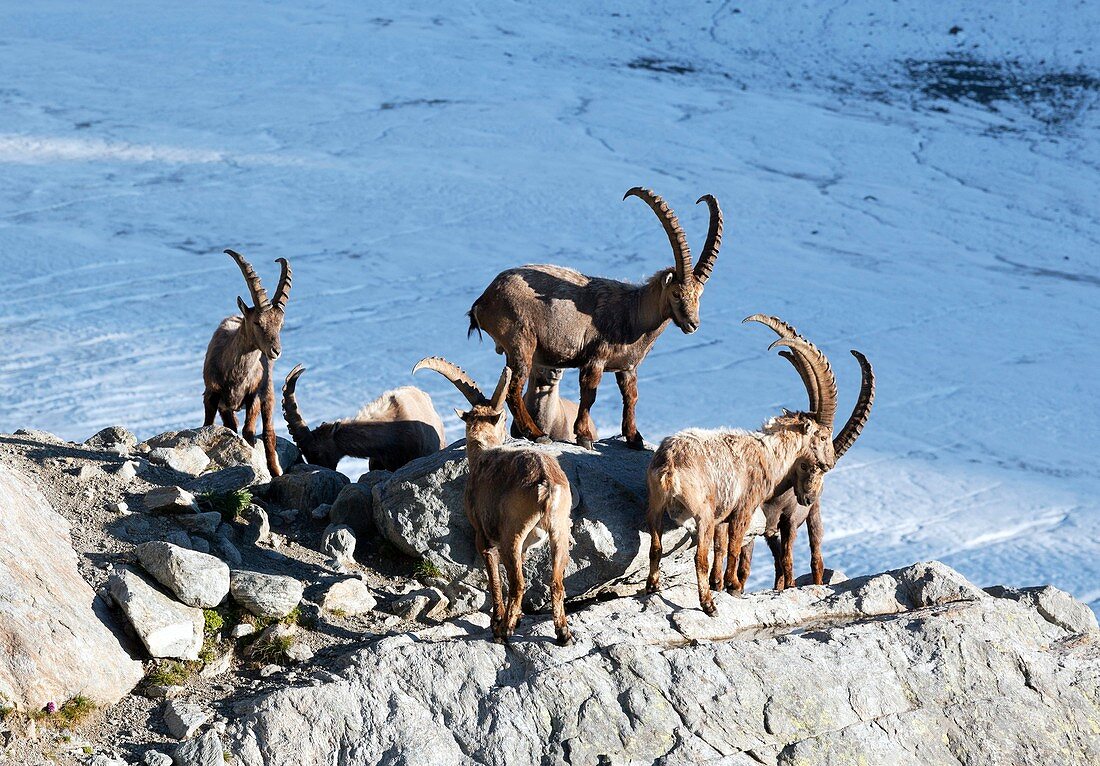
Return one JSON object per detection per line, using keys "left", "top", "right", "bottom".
{"left": 44, "top": 701, "right": 56, "bottom": 714}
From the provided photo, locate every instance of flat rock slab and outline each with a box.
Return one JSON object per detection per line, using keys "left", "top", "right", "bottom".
{"left": 137, "top": 542, "right": 231, "bottom": 608}
{"left": 0, "top": 465, "right": 144, "bottom": 710}
{"left": 373, "top": 437, "right": 765, "bottom": 611}
{"left": 230, "top": 570, "right": 303, "bottom": 619}
{"left": 108, "top": 568, "right": 204, "bottom": 660}
{"left": 228, "top": 562, "right": 1100, "bottom": 766}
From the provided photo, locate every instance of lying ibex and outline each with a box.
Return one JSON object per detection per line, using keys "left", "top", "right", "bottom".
{"left": 508, "top": 367, "right": 592, "bottom": 444}
{"left": 414, "top": 357, "right": 573, "bottom": 645}
{"left": 712, "top": 315, "right": 875, "bottom": 591}
{"left": 646, "top": 323, "right": 872, "bottom": 615}
{"left": 468, "top": 187, "right": 723, "bottom": 449}
{"left": 282, "top": 365, "right": 446, "bottom": 471}
{"left": 202, "top": 249, "right": 291, "bottom": 477}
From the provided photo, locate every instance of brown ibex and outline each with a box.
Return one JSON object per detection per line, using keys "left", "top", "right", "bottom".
{"left": 282, "top": 365, "right": 446, "bottom": 471}
{"left": 508, "top": 367, "right": 592, "bottom": 444}
{"left": 646, "top": 323, "right": 872, "bottom": 615}
{"left": 711, "top": 315, "right": 875, "bottom": 592}
{"left": 202, "top": 249, "right": 291, "bottom": 477}
{"left": 413, "top": 357, "right": 573, "bottom": 645}
{"left": 468, "top": 187, "right": 723, "bottom": 449}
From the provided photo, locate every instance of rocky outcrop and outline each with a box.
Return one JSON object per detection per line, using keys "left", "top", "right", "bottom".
{"left": 138, "top": 425, "right": 300, "bottom": 484}
{"left": 372, "top": 438, "right": 765, "bottom": 611}
{"left": 0, "top": 465, "right": 144, "bottom": 711}
{"left": 267, "top": 464, "right": 349, "bottom": 513}
{"left": 228, "top": 561, "right": 1100, "bottom": 766}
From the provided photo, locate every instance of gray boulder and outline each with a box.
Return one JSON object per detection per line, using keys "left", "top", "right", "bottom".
{"left": 794, "top": 568, "right": 848, "bottom": 587}
{"left": 145, "top": 486, "right": 200, "bottom": 514}
{"left": 230, "top": 571, "right": 303, "bottom": 619}
{"left": 136, "top": 542, "right": 231, "bottom": 608}
{"left": 84, "top": 425, "right": 137, "bottom": 453}
{"left": 174, "top": 512, "right": 223, "bottom": 539}
{"left": 227, "top": 562, "right": 1100, "bottom": 766}
{"left": 320, "top": 579, "right": 377, "bottom": 616}
{"left": 0, "top": 465, "right": 144, "bottom": 710}
{"left": 148, "top": 446, "right": 211, "bottom": 476}
{"left": 321, "top": 524, "right": 356, "bottom": 569}
{"left": 241, "top": 505, "right": 271, "bottom": 547}
{"left": 163, "top": 700, "right": 211, "bottom": 740}
{"left": 107, "top": 568, "right": 204, "bottom": 660}
{"left": 373, "top": 438, "right": 765, "bottom": 611}
{"left": 986, "top": 584, "right": 1099, "bottom": 633}
{"left": 329, "top": 483, "right": 374, "bottom": 538}
{"left": 267, "top": 465, "right": 349, "bottom": 512}
{"left": 184, "top": 465, "right": 257, "bottom": 495}
{"left": 173, "top": 729, "right": 224, "bottom": 766}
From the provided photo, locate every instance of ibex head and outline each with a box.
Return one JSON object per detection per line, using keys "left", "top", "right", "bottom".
{"left": 226, "top": 249, "right": 292, "bottom": 361}
{"left": 282, "top": 365, "right": 342, "bottom": 469}
{"left": 747, "top": 314, "right": 875, "bottom": 507}
{"left": 413, "top": 357, "right": 511, "bottom": 450}
{"left": 625, "top": 188, "right": 723, "bottom": 335}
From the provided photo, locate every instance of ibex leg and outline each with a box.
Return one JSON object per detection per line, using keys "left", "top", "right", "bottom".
{"left": 615, "top": 369, "right": 644, "bottom": 449}
{"left": 505, "top": 340, "right": 546, "bottom": 442}
{"left": 573, "top": 364, "right": 603, "bottom": 450}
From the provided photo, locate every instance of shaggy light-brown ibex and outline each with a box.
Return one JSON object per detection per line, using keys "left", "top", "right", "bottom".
{"left": 711, "top": 315, "right": 875, "bottom": 592}
{"left": 508, "top": 367, "right": 592, "bottom": 444}
{"left": 468, "top": 187, "right": 723, "bottom": 449}
{"left": 646, "top": 323, "right": 872, "bottom": 615}
{"left": 282, "top": 365, "right": 446, "bottom": 471}
{"left": 202, "top": 249, "right": 291, "bottom": 477}
{"left": 414, "top": 357, "right": 573, "bottom": 645}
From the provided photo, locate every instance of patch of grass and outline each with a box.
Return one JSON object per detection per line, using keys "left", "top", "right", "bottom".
{"left": 146, "top": 660, "right": 196, "bottom": 687}
{"left": 198, "top": 488, "right": 253, "bottom": 521}
{"left": 249, "top": 635, "right": 294, "bottom": 664}
{"left": 0, "top": 702, "right": 12, "bottom": 722}
{"left": 281, "top": 606, "right": 302, "bottom": 625}
{"left": 413, "top": 558, "right": 443, "bottom": 580}
{"left": 204, "top": 609, "right": 225, "bottom": 636}
{"left": 82, "top": 746, "right": 93, "bottom": 755}
{"left": 328, "top": 608, "right": 347, "bottom": 619}
{"left": 32, "top": 696, "right": 96, "bottom": 728}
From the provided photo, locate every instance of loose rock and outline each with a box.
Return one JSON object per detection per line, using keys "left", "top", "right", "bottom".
{"left": 328, "top": 483, "right": 374, "bottom": 539}
{"left": 163, "top": 700, "right": 211, "bottom": 740}
{"left": 144, "top": 486, "right": 200, "bottom": 515}
{"left": 266, "top": 465, "right": 349, "bottom": 513}
{"left": 321, "top": 524, "right": 356, "bottom": 569}
{"left": 148, "top": 446, "right": 211, "bottom": 476}
{"left": 107, "top": 568, "right": 204, "bottom": 660}
{"left": 173, "top": 729, "right": 224, "bottom": 766}
{"left": 136, "top": 542, "right": 231, "bottom": 608}
{"left": 320, "top": 579, "right": 377, "bottom": 616}
{"left": 230, "top": 571, "right": 303, "bottom": 619}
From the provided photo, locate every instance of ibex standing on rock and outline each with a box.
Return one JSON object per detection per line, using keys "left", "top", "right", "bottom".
{"left": 509, "top": 367, "right": 591, "bottom": 445}
{"left": 468, "top": 187, "right": 723, "bottom": 449}
{"left": 414, "top": 357, "right": 573, "bottom": 645}
{"left": 282, "top": 365, "right": 445, "bottom": 471}
{"left": 646, "top": 322, "right": 871, "bottom": 615}
{"left": 202, "top": 249, "right": 291, "bottom": 477}
{"left": 711, "top": 315, "right": 875, "bottom": 592}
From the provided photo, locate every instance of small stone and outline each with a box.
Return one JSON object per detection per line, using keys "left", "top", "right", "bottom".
{"left": 184, "top": 465, "right": 256, "bottom": 495}
{"left": 172, "top": 728, "right": 223, "bottom": 766}
{"left": 115, "top": 460, "right": 139, "bottom": 482}
{"left": 259, "top": 664, "right": 281, "bottom": 678}
{"left": 145, "top": 486, "right": 200, "bottom": 514}
{"left": 230, "top": 570, "right": 303, "bottom": 619}
{"left": 143, "top": 752, "right": 173, "bottom": 766}
{"left": 136, "top": 542, "right": 231, "bottom": 608}
{"left": 84, "top": 426, "right": 137, "bottom": 452}
{"left": 163, "top": 700, "right": 211, "bottom": 740}
{"left": 311, "top": 503, "right": 332, "bottom": 521}
{"left": 389, "top": 593, "right": 431, "bottom": 621}
{"left": 190, "top": 537, "right": 211, "bottom": 554}
{"left": 212, "top": 533, "right": 243, "bottom": 567}
{"left": 241, "top": 505, "right": 271, "bottom": 547}
{"left": 74, "top": 463, "right": 100, "bottom": 482}
{"left": 320, "top": 578, "right": 377, "bottom": 616}
{"left": 110, "top": 500, "right": 130, "bottom": 514}
{"left": 199, "top": 651, "right": 233, "bottom": 678}
{"left": 107, "top": 569, "right": 204, "bottom": 660}
{"left": 143, "top": 684, "right": 182, "bottom": 700}
{"left": 230, "top": 623, "right": 256, "bottom": 639}
{"left": 166, "top": 530, "right": 192, "bottom": 549}
{"left": 322, "top": 524, "right": 356, "bottom": 569}
{"left": 285, "top": 642, "right": 314, "bottom": 663}
{"left": 175, "top": 512, "right": 223, "bottom": 539}
{"left": 795, "top": 568, "right": 848, "bottom": 587}
{"left": 148, "top": 445, "right": 211, "bottom": 476}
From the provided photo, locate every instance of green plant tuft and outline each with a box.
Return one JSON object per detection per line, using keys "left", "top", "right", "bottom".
{"left": 204, "top": 609, "right": 225, "bottom": 636}
{"left": 198, "top": 488, "right": 253, "bottom": 521}
{"left": 413, "top": 558, "right": 443, "bottom": 580}
{"left": 250, "top": 635, "right": 294, "bottom": 664}
{"left": 146, "top": 660, "right": 196, "bottom": 687}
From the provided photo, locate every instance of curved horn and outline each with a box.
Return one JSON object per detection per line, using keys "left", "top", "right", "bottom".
{"left": 624, "top": 187, "right": 692, "bottom": 282}
{"left": 281, "top": 364, "right": 314, "bottom": 449}
{"left": 487, "top": 367, "right": 512, "bottom": 413}
{"left": 413, "top": 356, "right": 485, "bottom": 406}
{"left": 225, "top": 249, "right": 270, "bottom": 309}
{"left": 693, "top": 194, "right": 722, "bottom": 284}
{"left": 832, "top": 350, "right": 875, "bottom": 459}
{"left": 769, "top": 337, "right": 838, "bottom": 432}
{"left": 272, "top": 257, "right": 292, "bottom": 312}
{"left": 744, "top": 314, "right": 819, "bottom": 412}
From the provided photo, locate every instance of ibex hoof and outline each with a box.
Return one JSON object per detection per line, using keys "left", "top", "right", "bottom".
{"left": 556, "top": 630, "right": 573, "bottom": 646}
{"left": 702, "top": 601, "right": 718, "bottom": 617}
{"left": 725, "top": 587, "right": 744, "bottom": 598}
{"left": 625, "top": 433, "right": 645, "bottom": 450}
{"left": 534, "top": 436, "right": 553, "bottom": 445}
{"left": 645, "top": 580, "right": 660, "bottom": 594}
{"left": 577, "top": 438, "right": 594, "bottom": 450}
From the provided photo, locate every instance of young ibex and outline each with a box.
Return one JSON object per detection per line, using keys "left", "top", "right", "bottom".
{"left": 508, "top": 367, "right": 592, "bottom": 444}
{"left": 468, "top": 187, "right": 723, "bottom": 449}
{"left": 711, "top": 315, "right": 875, "bottom": 592}
{"left": 202, "top": 249, "right": 291, "bottom": 477}
{"left": 282, "top": 365, "right": 446, "bottom": 471}
{"left": 646, "top": 322, "right": 872, "bottom": 615}
{"left": 413, "top": 357, "right": 573, "bottom": 645}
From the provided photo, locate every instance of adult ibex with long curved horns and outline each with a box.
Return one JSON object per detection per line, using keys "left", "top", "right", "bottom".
{"left": 202, "top": 249, "right": 291, "bottom": 477}
{"left": 710, "top": 315, "right": 875, "bottom": 592}
{"left": 468, "top": 187, "right": 724, "bottom": 449}
{"left": 414, "top": 357, "right": 573, "bottom": 645}
{"left": 282, "top": 365, "right": 445, "bottom": 471}
{"left": 645, "top": 321, "right": 874, "bottom": 615}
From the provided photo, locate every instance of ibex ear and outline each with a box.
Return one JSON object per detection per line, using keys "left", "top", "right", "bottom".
{"left": 237, "top": 296, "right": 251, "bottom": 316}
{"left": 454, "top": 408, "right": 468, "bottom": 422}
{"left": 663, "top": 271, "right": 675, "bottom": 287}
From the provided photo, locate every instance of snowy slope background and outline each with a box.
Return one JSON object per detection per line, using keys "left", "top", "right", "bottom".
{"left": 1, "top": 2, "right": 1097, "bottom": 608}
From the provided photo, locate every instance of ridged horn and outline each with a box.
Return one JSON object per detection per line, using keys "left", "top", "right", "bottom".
{"left": 693, "top": 194, "right": 722, "bottom": 284}
{"left": 413, "top": 356, "right": 485, "bottom": 407}
{"left": 832, "top": 350, "right": 875, "bottom": 460}
{"left": 769, "top": 336, "right": 838, "bottom": 433}
{"left": 272, "top": 257, "right": 292, "bottom": 312}
{"left": 225, "top": 249, "right": 270, "bottom": 309}
{"left": 624, "top": 187, "right": 692, "bottom": 282}
{"left": 744, "top": 314, "right": 819, "bottom": 412}
{"left": 488, "top": 367, "right": 512, "bottom": 413}
{"left": 281, "top": 364, "right": 313, "bottom": 449}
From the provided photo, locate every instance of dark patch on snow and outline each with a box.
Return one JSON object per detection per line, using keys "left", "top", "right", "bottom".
{"left": 627, "top": 57, "right": 696, "bottom": 76}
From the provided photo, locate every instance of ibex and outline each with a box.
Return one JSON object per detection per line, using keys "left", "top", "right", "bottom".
{"left": 468, "top": 187, "right": 723, "bottom": 450}
{"left": 413, "top": 357, "right": 573, "bottom": 645}
{"left": 508, "top": 367, "right": 592, "bottom": 444}
{"left": 711, "top": 315, "right": 875, "bottom": 592}
{"left": 282, "top": 365, "right": 446, "bottom": 471}
{"left": 645, "top": 322, "right": 873, "bottom": 615}
{"left": 202, "top": 249, "right": 291, "bottom": 477}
